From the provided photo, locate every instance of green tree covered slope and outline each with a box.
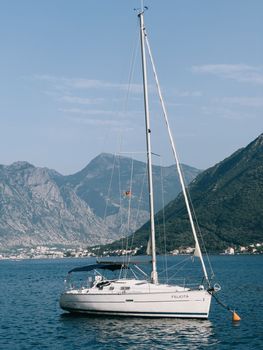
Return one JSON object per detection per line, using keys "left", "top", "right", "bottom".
{"left": 99, "top": 134, "right": 263, "bottom": 253}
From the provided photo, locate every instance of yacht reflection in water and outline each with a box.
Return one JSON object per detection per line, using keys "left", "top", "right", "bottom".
{"left": 60, "top": 314, "right": 218, "bottom": 349}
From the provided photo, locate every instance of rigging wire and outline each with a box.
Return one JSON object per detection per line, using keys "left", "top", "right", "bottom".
{"left": 144, "top": 28, "right": 210, "bottom": 285}
{"left": 124, "top": 156, "right": 135, "bottom": 261}
{"left": 127, "top": 156, "right": 134, "bottom": 235}
{"left": 115, "top": 31, "right": 140, "bottom": 250}
{"left": 103, "top": 30, "right": 140, "bottom": 250}
{"left": 134, "top": 163, "right": 147, "bottom": 231}
{"left": 175, "top": 163, "right": 215, "bottom": 278}
{"left": 103, "top": 154, "right": 117, "bottom": 222}
{"left": 153, "top": 156, "right": 169, "bottom": 283}
{"left": 159, "top": 256, "right": 193, "bottom": 283}
{"left": 159, "top": 157, "right": 169, "bottom": 283}
{"left": 117, "top": 154, "right": 125, "bottom": 252}
{"left": 187, "top": 190, "right": 215, "bottom": 278}
{"left": 175, "top": 158, "right": 215, "bottom": 278}
{"left": 127, "top": 161, "right": 148, "bottom": 265}
{"left": 99, "top": 25, "right": 139, "bottom": 160}
{"left": 121, "top": 31, "right": 140, "bottom": 123}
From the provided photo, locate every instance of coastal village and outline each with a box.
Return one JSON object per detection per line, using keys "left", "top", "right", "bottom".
{"left": 0, "top": 242, "right": 262, "bottom": 260}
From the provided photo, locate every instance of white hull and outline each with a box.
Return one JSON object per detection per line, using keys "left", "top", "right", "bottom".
{"left": 60, "top": 279, "right": 211, "bottom": 318}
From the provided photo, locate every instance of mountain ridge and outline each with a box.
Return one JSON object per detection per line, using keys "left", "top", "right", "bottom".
{"left": 0, "top": 154, "right": 200, "bottom": 250}
{"left": 99, "top": 133, "right": 263, "bottom": 253}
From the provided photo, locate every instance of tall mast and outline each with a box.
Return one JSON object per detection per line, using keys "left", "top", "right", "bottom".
{"left": 138, "top": 10, "right": 158, "bottom": 284}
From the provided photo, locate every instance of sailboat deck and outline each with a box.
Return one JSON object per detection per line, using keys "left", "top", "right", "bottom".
{"left": 65, "top": 278, "right": 191, "bottom": 295}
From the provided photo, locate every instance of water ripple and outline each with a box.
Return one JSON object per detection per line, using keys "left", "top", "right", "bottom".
{"left": 0, "top": 256, "right": 262, "bottom": 349}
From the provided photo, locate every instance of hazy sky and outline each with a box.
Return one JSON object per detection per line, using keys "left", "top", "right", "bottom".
{"left": 0, "top": 0, "right": 262, "bottom": 174}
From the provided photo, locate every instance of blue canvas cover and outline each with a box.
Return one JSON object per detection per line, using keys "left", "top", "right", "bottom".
{"left": 68, "top": 263, "right": 128, "bottom": 274}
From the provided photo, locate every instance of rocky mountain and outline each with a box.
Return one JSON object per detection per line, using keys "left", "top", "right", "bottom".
{"left": 62, "top": 153, "right": 200, "bottom": 215}
{"left": 0, "top": 154, "right": 200, "bottom": 250}
{"left": 0, "top": 162, "right": 114, "bottom": 250}
{"left": 100, "top": 134, "right": 263, "bottom": 253}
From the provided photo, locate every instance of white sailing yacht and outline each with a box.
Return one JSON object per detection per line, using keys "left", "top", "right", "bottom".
{"left": 60, "top": 8, "right": 215, "bottom": 318}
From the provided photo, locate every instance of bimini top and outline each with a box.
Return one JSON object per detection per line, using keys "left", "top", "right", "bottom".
{"left": 68, "top": 263, "right": 129, "bottom": 274}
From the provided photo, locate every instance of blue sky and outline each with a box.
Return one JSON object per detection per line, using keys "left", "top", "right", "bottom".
{"left": 0, "top": 0, "right": 262, "bottom": 174}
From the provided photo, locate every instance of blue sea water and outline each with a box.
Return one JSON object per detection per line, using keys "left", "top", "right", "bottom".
{"left": 0, "top": 255, "right": 262, "bottom": 349}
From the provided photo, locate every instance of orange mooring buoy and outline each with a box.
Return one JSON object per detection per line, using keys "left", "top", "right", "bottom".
{"left": 232, "top": 311, "right": 241, "bottom": 322}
